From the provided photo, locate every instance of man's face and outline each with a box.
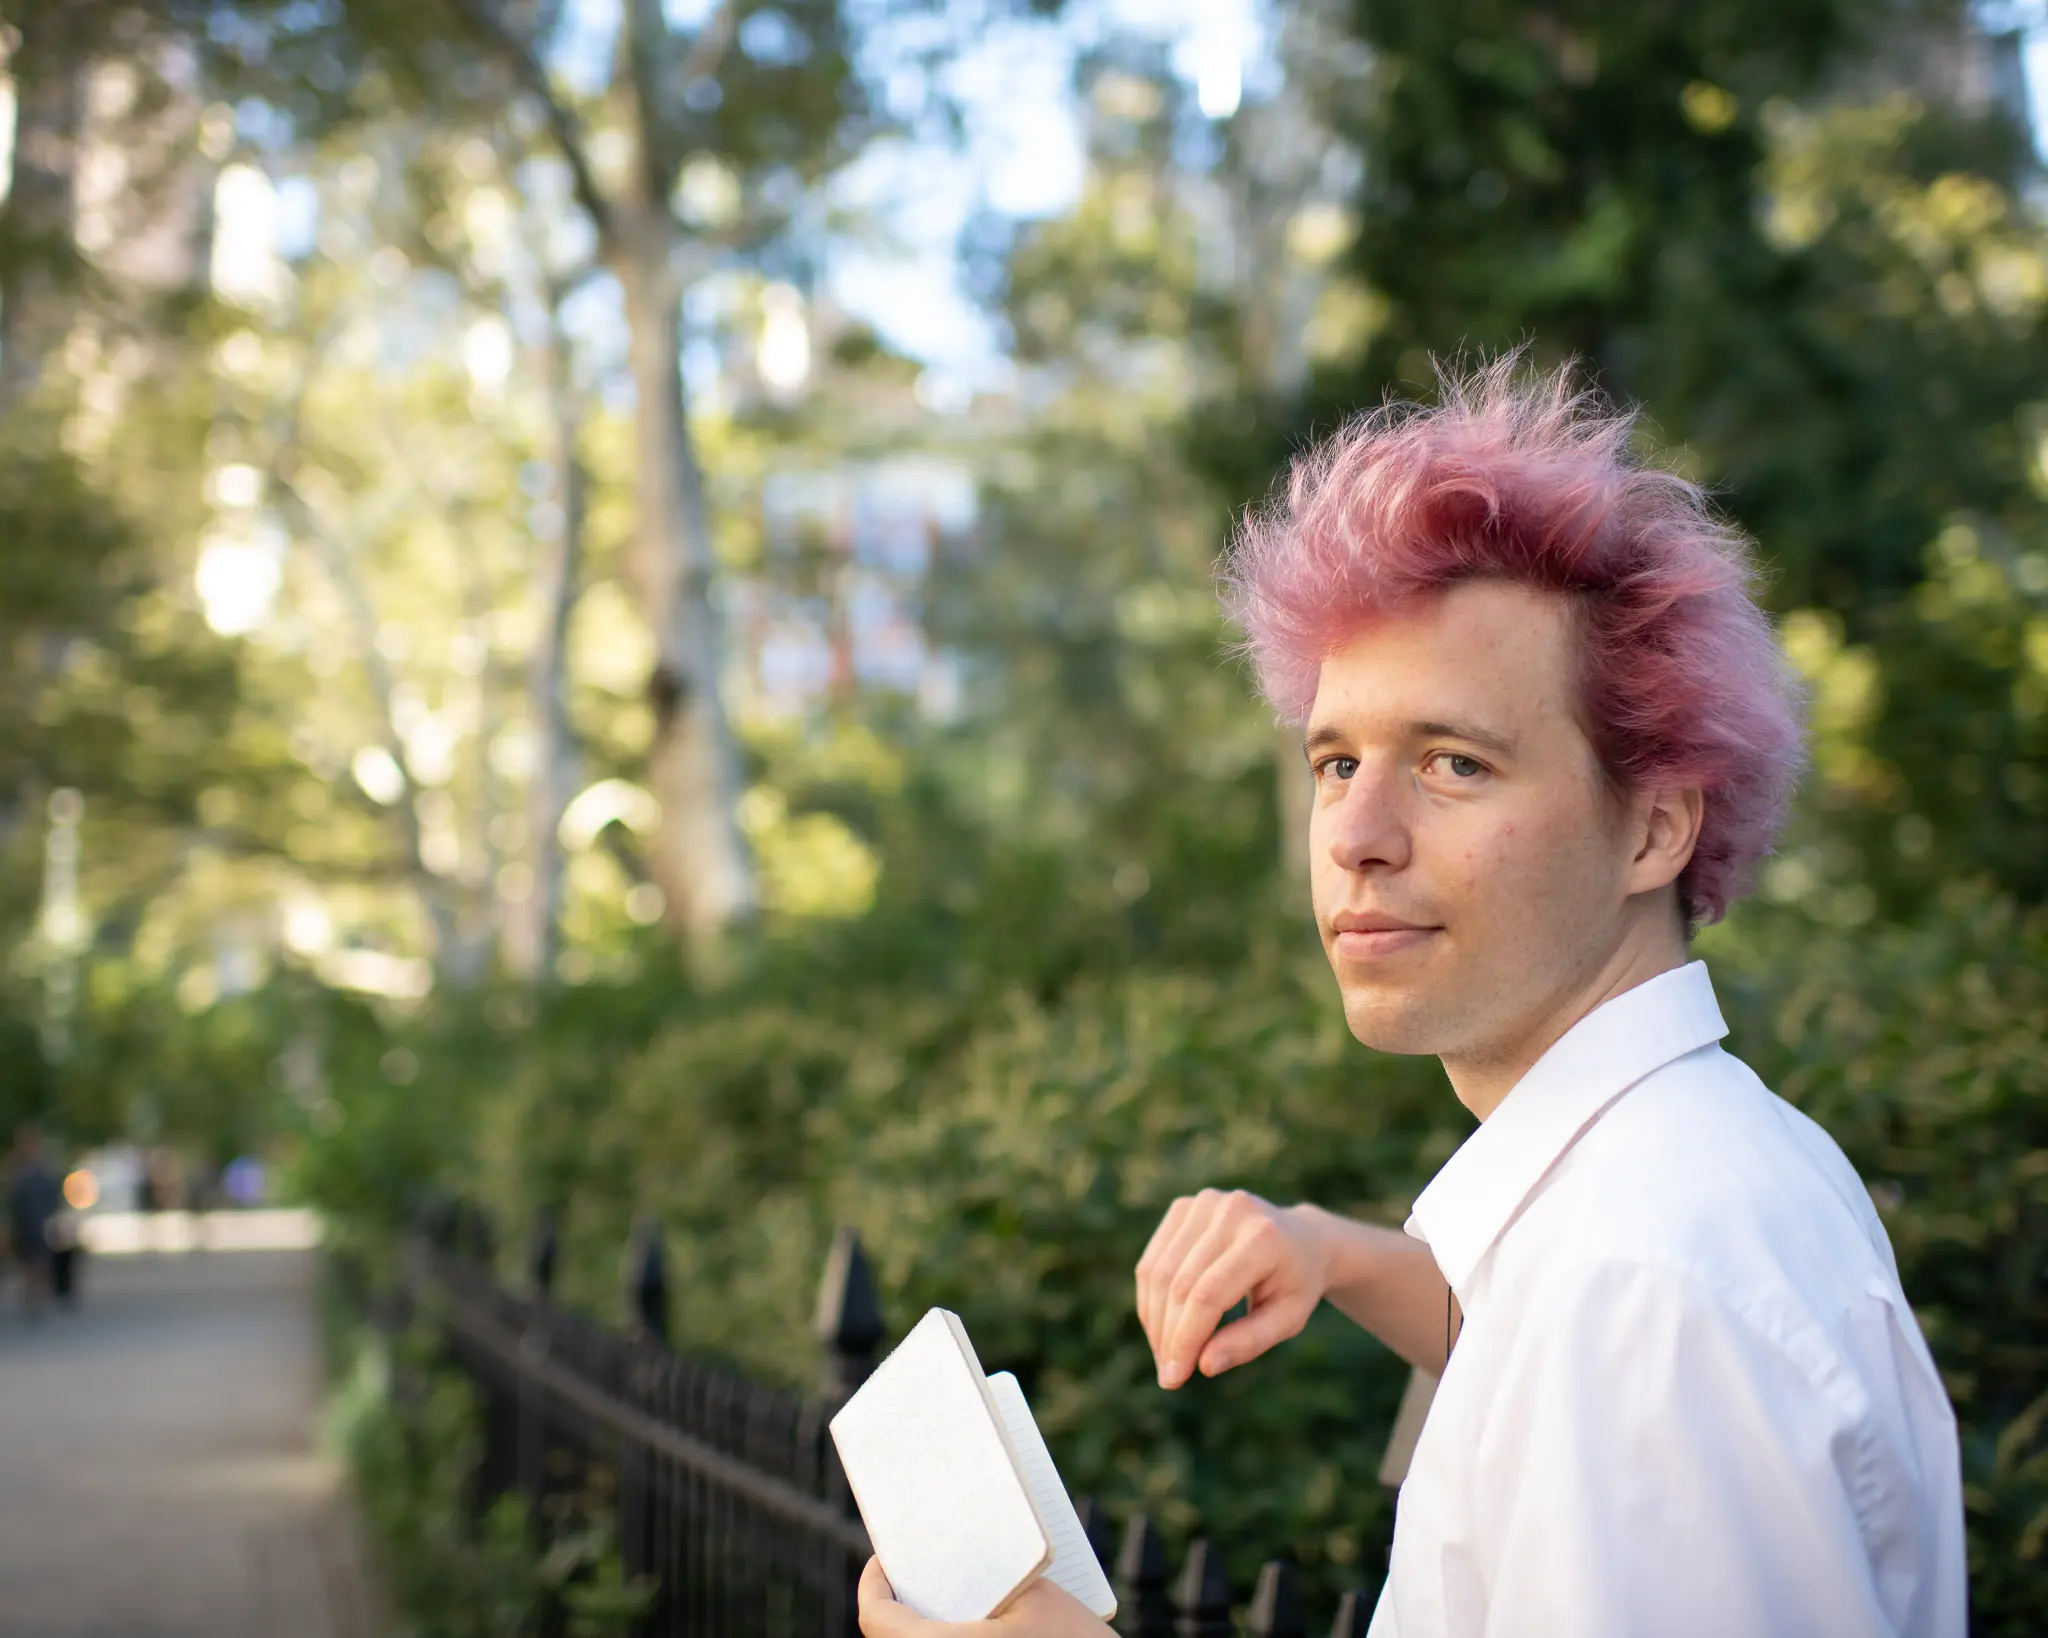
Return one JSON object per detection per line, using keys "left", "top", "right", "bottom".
{"left": 1306, "top": 579, "right": 1640, "bottom": 1066}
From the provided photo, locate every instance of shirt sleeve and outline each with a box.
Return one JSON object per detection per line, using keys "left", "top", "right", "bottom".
{"left": 1465, "top": 1258, "right": 1905, "bottom": 1638}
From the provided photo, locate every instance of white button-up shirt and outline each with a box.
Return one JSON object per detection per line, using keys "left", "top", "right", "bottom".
{"left": 1369, "top": 961, "right": 1966, "bottom": 1638}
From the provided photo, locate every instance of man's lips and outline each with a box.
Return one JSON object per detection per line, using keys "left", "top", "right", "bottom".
{"left": 1329, "top": 912, "right": 1441, "bottom": 959}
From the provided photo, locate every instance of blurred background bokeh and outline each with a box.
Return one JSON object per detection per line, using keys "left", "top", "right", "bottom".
{"left": 3, "top": 0, "right": 2047, "bottom": 1631}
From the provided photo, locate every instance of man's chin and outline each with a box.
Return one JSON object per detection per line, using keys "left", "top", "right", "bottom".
{"left": 1339, "top": 989, "right": 1449, "bottom": 1057}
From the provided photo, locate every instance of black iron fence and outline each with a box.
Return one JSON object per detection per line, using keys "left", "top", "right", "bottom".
{"left": 399, "top": 1207, "right": 1374, "bottom": 1638}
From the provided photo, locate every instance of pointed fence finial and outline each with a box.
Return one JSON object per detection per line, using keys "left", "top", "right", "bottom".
{"left": 468, "top": 1206, "right": 497, "bottom": 1267}
{"left": 813, "top": 1225, "right": 885, "bottom": 1398}
{"left": 1172, "top": 1537, "right": 1231, "bottom": 1638}
{"left": 1327, "top": 1590, "right": 1367, "bottom": 1638}
{"left": 624, "top": 1216, "right": 668, "bottom": 1344}
{"left": 422, "top": 1192, "right": 458, "bottom": 1251}
{"left": 1114, "top": 1514, "right": 1172, "bottom": 1638}
{"left": 1247, "top": 1561, "right": 1305, "bottom": 1638}
{"left": 530, "top": 1208, "right": 559, "bottom": 1298}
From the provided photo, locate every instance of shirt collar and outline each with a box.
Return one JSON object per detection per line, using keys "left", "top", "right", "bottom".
{"left": 1404, "top": 960, "right": 1728, "bottom": 1297}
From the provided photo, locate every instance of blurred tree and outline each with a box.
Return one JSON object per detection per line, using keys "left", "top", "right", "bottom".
{"left": 0, "top": 1, "right": 93, "bottom": 408}
{"left": 270, "top": 0, "right": 899, "bottom": 949}
{"left": 0, "top": 0, "right": 260, "bottom": 1112}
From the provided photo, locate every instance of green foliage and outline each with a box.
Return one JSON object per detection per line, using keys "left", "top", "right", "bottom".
{"left": 333, "top": 1321, "right": 652, "bottom": 1638}
{"left": 1293, "top": 0, "right": 2042, "bottom": 615}
{"left": 296, "top": 855, "right": 2048, "bottom": 1626}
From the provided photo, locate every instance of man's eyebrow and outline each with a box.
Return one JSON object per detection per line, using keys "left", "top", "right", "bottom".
{"left": 1302, "top": 718, "right": 1522, "bottom": 760}
{"left": 1411, "top": 718, "right": 1519, "bottom": 757}
{"left": 1302, "top": 724, "right": 1349, "bottom": 761}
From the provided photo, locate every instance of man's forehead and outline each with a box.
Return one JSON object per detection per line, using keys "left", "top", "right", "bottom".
{"left": 1305, "top": 585, "right": 1579, "bottom": 744}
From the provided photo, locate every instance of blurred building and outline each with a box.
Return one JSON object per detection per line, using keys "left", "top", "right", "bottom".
{"left": 731, "top": 459, "right": 978, "bottom": 721}
{"left": 1872, "top": 8, "right": 2032, "bottom": 130}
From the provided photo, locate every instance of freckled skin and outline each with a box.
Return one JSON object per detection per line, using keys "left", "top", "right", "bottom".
{"left": 1306, "top": 581, "right": 1703, "bottom": 1118}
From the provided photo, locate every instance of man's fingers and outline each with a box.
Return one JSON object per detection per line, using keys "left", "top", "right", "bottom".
{"left": 858, "top": 1559, "right": 938, "bottom": 1638}
{"left": 858, "top": 1560, "right": 1110, "bottom": 1637}
{"left": 1136, "top": 1194, "right": 1213, "bottom": 1359}
{"left": 1134, "top": 1196, "right": 1195, "bottom": 1355}
{"left": 1196, "top": 1290, "right": 1315, "bottom": 1377}
{"left": 1156, "top": 1212, "right": 1264, "bottom": 1387}
{"left": 998, "top": 1577, "right": 1112, "bottom": 1633}
{"left": 859, "top": 1597, "right": 930, "bottom": 1638}
{"left": 858, "top": 1559, "right": 907, "bottom": 1638}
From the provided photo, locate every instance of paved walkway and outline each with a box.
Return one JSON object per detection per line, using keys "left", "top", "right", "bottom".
{"left": 0, "top": 1248, "right": 376, "bottom": 1638}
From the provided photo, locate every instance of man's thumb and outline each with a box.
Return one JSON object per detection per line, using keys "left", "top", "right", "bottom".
{"left": 1196, "top": 1296, "right": 1310, "bottom": 1376}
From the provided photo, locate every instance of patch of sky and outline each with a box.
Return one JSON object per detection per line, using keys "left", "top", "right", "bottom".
{"left": 2026, "top": 30, "right": 2048, "bottom": 162}
{"left": 552, "top": 0, "right": 623, "bottom": 98}
{"left": 562, "top": 271, "right": 629, "bottom": 378}
{"left": 273, "top": 175, "right": 320, "bottom": 261}
{"left": 822, "top": 0, "right": 1270, "bottom": 381}
{"left": 1977, "top": 3, "right": 2048, "bottom": 161}
{"left": 235, "top": 97, "right": 295, "bottom": 151}
{"left": 740, "top": 8, "right": 812, "bottom": 68}
{"left": 531, "top": 0, "right": 1271, "bottom": 385}
{"left": 274, "top": 0, "right": 340, "bottom": 33}
{"left": 684, "top": 335, "right": 725, "bottom": 410}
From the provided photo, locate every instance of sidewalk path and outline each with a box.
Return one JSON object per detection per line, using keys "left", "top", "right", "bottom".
{"left": 0, "top": 1248, "right": 375, "bottom": 1638}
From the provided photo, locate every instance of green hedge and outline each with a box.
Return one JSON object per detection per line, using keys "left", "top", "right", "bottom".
{"left": 327, "top": 1306, "right": 650, "bottom": 1638}
{"left": 303, "top": 869, "right": 2048, "bottom": 1629}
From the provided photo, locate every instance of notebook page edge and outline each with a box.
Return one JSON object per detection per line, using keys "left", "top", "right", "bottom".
{"left": 984, "top": 1371, "right": 1118, "bottom": 1621}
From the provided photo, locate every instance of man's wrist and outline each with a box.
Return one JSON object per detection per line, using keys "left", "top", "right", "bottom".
{"left": 1288, "top": 1201, "right": 1395, "bottom": 1307}
{"left": 1285, "top": 1201, "right": 1346, "bottom": 1302}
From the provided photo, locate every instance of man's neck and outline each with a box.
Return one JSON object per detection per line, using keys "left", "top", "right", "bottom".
{"left": 1442, "top": 918, "right": 1691, "bottom": 1121}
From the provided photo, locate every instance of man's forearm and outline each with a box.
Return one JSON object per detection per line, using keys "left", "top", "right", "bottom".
{"left": 1293, "top": 1204, "right": 1455, "bottom": 1375}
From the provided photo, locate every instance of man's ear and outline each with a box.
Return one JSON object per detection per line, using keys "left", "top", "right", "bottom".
{"left": 1628, "top": 785, "right": 1705, "bottom": 896}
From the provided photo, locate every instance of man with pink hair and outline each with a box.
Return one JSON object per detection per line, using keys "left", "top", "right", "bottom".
{"left": 857, "top": 361, "right": 1965, "bottom": 1637}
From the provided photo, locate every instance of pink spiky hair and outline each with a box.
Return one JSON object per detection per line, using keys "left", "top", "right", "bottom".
{"left": 1221, "top": 356, "right": 1807, "bottom": 927}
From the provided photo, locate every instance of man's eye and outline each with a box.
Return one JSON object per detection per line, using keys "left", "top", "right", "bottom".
{"left": 1315, "top": 756, "right": 1360, "bottom": 783}
{"left": 1430, "top": 753, "right": 1485, "bottom": 779}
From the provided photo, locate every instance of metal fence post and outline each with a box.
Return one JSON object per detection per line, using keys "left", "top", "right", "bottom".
{"left": 1172, "top": 1538, "right": 1231, "bottom": 1638}
{"left": 455, "top": 1201, "right": 496, "bottom": 1269}
{"left": 1328, "top": 1589, "right": 1368, "bottom": 1638}
{"left": 518, "top": 1209, "right": 554, "bottom": 1522}
{"left": 1247, "top": 1561, "right": 1304, "bottom": 1638}
{"left": 813, "top": 1226, "right": 885, "bottom": 1638}
{"left": 625, "top": 1216, "right": 669, "bottom": 1345}
{"left": 530, "top": 1207, "right": 559, "bottom": 1299}
{"left": 617, "top": 1217, "right": 667, "bottom": 1612}
{"left": 421, "top": 1192, "right": 458, "bottom": 1252}
{"left": 1114, "top": 1514, "right": 1172, "bottom": 1638}
{"left": 813, "top": 1225, "right": 885, "bottom": 1398}
{"left": 1075, "top": 1495, "right": 1116, "bottom": 1580}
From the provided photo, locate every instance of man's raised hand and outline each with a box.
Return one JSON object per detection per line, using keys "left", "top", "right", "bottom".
{"left": 1134, "top": 1190, "right": 1331, "bottom": 1389}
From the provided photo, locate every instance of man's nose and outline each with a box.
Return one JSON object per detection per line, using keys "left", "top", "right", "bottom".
{"left": 1324, "top": 765, "right": 1413, "bottom": 874}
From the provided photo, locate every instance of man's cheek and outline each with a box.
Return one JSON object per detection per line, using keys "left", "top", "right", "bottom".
{"left": 1457, "top": 826, "right": 1517, "bottom": 895}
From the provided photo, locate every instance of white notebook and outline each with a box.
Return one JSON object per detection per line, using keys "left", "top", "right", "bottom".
{"left": 828, "top": 1307, "right": 1118, "bottom": 1624}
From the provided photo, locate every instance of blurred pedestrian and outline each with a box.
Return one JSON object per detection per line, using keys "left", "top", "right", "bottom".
{"left": 7, "top": 1125, "right": 61, "bottom": 1318}
{"left": 222, "top": 1154, "right": 266, "bottom": 1208}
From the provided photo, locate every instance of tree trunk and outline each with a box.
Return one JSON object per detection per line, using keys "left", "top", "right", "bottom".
{"left": 507, "top": 291, "right": 586, "bottom": 979}
{"left": 283, "top": 473, "right": 457, "bottom": 964}
{"left": 0, "top": 6, "right": 87, "bottom": 409}
{"left": 616, "top": 218, "right": 754, "bottom": 946}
